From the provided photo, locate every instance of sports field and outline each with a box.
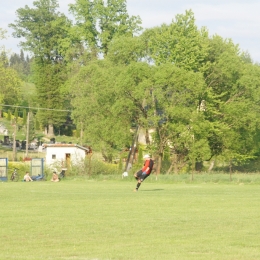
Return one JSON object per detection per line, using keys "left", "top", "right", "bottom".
{"left": 1, "top": 177, "right": 260, "bottom": 260}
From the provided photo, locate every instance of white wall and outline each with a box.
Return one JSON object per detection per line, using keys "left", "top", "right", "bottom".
{"left": 45, "top": 146, "right": 86, "bottom": 167}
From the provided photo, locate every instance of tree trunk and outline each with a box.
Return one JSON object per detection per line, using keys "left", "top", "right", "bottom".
{"left": 87, "top": 153, "right": 93, "bottom": 176}
{"left": 80, "top": 122, "right": 83, "bottom": 146}
{"left": 166, "top": 154, "right": 178, "bottom": 174}
{"left": 166, "top": 160, "right": 175, "bottom": 175}
{"left": 166, "top": 160, "right": 174, "bottom": 175}
{"left": 145, "top": 128, "right": 150, "bottom": 145}
{"left": 208, "top": 159, "right": 215, "bottom": 172}
{"left": 48, "top": 123, "right": 54, "bottom": 137}
{"left": 191, "top": 161, "right": 195, "bottom": 181}
{"left": 125, "top": 126, "right": 139, "bottom": 172}
{"left": 173, "top": 153, "right": 178, "bottom": 173}
{"left": 156, "top": 153, "right": 162, "bottom": 176}
{"left": 229, "top": 160, "right": 232, "bottom": 181}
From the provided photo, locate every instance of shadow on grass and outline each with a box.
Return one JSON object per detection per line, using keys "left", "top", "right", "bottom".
{"left": 141, "top": 189, "right": 164, "bottom": 192}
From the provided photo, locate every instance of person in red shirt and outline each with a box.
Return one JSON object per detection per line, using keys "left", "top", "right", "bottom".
{"left": 133, "top": 154, "right": 154, "bottom": 192}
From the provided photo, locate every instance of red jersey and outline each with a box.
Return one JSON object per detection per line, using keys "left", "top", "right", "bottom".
{"left": 142, "top": 159, "right": 154, "bottom": 174}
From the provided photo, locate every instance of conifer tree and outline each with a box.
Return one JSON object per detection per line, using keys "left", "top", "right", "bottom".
{"left": 10, "top": 0, "right": 72, "bottom": 136}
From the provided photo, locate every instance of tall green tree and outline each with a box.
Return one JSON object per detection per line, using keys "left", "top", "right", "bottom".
{"left": 69, "top": 0, "right": 142, "bottom": 57}
{"left": 9, "top": 0, "right": 71, "bottom": 58}
{"left": 200, "top": 35, "right": 260, "bottom": 170}
{"left": 95, "top": 0, "right": 142, "bottom": 55}
{"left": 69, "top": 0, "right": 98, "bottom": 55}
{"left": 70, "top": 59, "right": 133, "bottom": 159}
{"left": 9, "top": 0, "right": 72, "bottom": 136}
{"left": 142, "top": 10, "right": 209, "bottom": 70}
{"left": 149, "top": 63, "right": 209, "bottom": 173}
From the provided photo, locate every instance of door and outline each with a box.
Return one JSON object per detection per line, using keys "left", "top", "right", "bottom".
{"left": 65, "top": 153, "right": 71, "bottom": 168}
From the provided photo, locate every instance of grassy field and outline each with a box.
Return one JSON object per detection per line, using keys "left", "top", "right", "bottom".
{"left": 1, "top": 177, "right": 260, "bottom": 260}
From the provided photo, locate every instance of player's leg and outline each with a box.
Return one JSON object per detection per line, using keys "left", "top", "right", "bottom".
{"left": 134, "top": 170, "right": 142, "bottom": 191}
{"left": 134, "top": 174, "right": 150, "bottom": 191}
{"left": 134, "top": 170, "right": 142, "bottom": 180}
{"left": 134, "top": 179, "right": 141, "bottom": 191}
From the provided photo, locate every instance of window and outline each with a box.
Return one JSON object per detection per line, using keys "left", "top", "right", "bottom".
{"left": 52, "top": 154, "right": 56, "bottom": 159}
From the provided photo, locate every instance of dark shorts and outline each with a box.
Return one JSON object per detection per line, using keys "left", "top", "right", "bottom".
{"left": 135, "top": 170, "right": 150, "bottom": 182}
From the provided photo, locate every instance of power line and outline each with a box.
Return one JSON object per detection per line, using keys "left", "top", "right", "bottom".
{"left": 0, "top": 104, "right": 71, "bottom": 112}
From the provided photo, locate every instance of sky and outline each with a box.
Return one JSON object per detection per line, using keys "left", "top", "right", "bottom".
{"left": 1, "top": 0, "right": 260, "bottom": 63}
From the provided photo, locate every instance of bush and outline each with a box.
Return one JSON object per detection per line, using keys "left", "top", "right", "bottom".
{"left": 88, "top": 159, "right": 121, "bottom": 175}
{"left": 8, "top": 162, "right": 30, "bottom": 179}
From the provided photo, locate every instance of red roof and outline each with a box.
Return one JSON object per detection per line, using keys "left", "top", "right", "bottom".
{"left": 43, "top": 144, "right": 90, "bottom": 151}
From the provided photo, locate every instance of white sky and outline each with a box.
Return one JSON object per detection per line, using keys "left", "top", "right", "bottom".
{"left": 1, "top": 0, "right": 260, "bottom": 63}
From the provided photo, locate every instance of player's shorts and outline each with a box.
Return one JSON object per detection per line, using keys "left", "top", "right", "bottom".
{"left": 135, "top": 170, "right": 150, "bottom": 182}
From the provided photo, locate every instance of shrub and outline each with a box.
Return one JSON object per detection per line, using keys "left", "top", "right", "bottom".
{"left": 86, "top": 159, "right": 120, "bottom": 175}
{"left": 8, "top": 162, "right": 30, "bottom": 179}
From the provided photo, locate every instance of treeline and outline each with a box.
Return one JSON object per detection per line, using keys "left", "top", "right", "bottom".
{"left": 1, "top": 0, "right": 260, "bottom": 173}
{"left": 0, "top": 49, "right": 31, "bottom": 78}
{"left": 9, "top": 50, "right": 31, "bottom": 80}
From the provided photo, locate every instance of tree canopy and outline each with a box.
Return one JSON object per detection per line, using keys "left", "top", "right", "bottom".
{"left": 4, "top": 3, "right": 260, "bottom": 172}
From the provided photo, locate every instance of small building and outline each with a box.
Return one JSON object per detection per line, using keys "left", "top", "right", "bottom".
{"left": 44, "top": 144, "right": 91, "bottom": 168}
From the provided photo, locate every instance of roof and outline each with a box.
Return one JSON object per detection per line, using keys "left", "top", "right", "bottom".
{"left": 43, "top": 144, "right": 90, "bottom": 152}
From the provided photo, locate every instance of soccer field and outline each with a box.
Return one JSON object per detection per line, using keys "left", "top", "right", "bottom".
{"left": 1, "top": 179, "right": 260, "bottom": 260}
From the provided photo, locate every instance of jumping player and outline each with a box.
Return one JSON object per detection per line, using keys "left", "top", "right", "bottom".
{"left": 133, "top": 154, "right": 154, "bottom": 192}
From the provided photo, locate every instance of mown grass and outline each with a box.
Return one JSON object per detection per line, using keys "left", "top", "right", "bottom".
{"left": 1, "top": 177, "right": 260, "bottom": 260}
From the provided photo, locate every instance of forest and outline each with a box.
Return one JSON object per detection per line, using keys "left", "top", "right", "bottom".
{"left": 1, "top": 0, "right": 260, "bottom": 174}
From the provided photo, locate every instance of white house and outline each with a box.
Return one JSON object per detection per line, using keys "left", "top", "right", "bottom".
{"left": 44, "top": 144, "right": 91, "bottom": 168}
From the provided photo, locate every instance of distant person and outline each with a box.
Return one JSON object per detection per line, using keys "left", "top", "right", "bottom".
{"left": 24, "top": 172, "right": 33, "bottom": 182}
{"left": 133, "top": 154, "right": 154, "bottom": 192}
{"left": 51, "top": 171, "right": 59, "bottom": 182}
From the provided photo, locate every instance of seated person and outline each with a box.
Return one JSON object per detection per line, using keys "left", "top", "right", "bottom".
{"left": 24, "top": 172, "right": 33, "bottom": 182}
{"left": 51, "top": 171, "right": 59, "bottom": 182}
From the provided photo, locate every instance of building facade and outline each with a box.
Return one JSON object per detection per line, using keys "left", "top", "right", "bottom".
{"left": 44, "top": 144, "right": 90, "bottom": 168}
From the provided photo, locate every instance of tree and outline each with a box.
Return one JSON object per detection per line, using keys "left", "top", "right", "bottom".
{"left": 69, "top": 0, "right": 142, "bottom": 56}
{"left": 10, "top": 0, "right": 72, "bottom": 136}
{"left": 69, "top": 0, "right": 98, "bottom": 55}
{"left": 9, "top": 0, "right": 72, "bottom": 58}
{"left": 0, "top": 62, "right": 22, "bottom": 117}
{"left": 33, "top": 60, "right": 70, "bottom": 136}
{"left": 70, "top": 59, "right": 134, "bottom": 159}
{"left": 0, "top": 50, "right": 9, "bottom": 67}
{"left": 199, "top": 35, "right": 260, "bottom": 171}
{"left": 0, "top": 27, "right": 7, "bottom": 53}
{"left": 142, "top": 10, "right": 209, "bottom": 70}
{"left": 106, "top": 35, "right": 147, "bottom": 65}
{"left": 149, "top": 63, "right": 208, "bottom": 174}
{"left": 95, "top": 0, "right": 142, "bottom": 55}
{"left": 68, "top": 8, "right": 260, "bottom": 174}
{"left": 9, "top": 50, "right": 31, "bottom": 80}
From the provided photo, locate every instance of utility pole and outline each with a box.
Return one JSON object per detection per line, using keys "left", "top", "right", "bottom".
{"left": 12, "top": 119, "right": 17, "bottom": 161}
{"left": 80, "top": 121, "right": 83, "bottom": 146}
{"left": 25, "top": 112, "right": 30, "bottom": 158}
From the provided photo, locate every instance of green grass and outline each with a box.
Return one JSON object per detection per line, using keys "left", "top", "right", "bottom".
{"left": 1, "top": 178, "right": 260, "bottom": 260}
